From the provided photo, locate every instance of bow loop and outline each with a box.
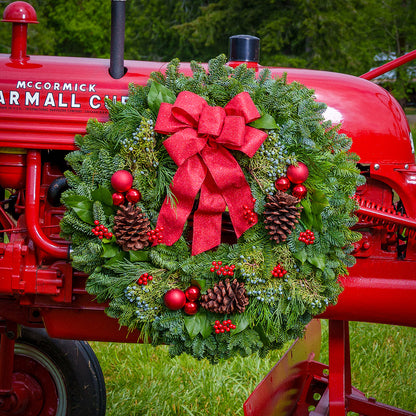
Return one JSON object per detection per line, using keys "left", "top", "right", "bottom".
{"left": 225, "top": 91, "right": 260, "bottom": 123}
{"left": 198, "top": 105, "right": 226, "bottom": 137}
{"left": 172, "top": 91, "right": 207, "bottom": 127}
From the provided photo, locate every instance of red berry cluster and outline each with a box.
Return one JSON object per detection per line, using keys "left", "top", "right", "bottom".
{"left": 210, "top": 261, "right": 235, "bottom": 276}
{"left": 147, "top": 226, "right": 164, "bottom": 245}
{"left": 214, "top": 319, "right": 236, "bottom": 334}
{"left": 138, "top": 273, "right": 153, "bottom": 285}
{"left": 299, "top": 229, "right": 315, "bottom": 245}
{"left": 243, "top": 198, "right": 257, "bottom": 225}
{"left": 272, "top": 264, "right": 287, "bottom": 278}
{"left": 91, "top": 220, "right": 113, "bottom": 240}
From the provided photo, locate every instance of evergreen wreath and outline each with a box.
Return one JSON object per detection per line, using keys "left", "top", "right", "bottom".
{"left": 61, "top": 55, "right": 364, "bottom": 363}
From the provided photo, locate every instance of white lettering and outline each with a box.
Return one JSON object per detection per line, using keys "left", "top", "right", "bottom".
{"left": 121, "top": 96, "right": 128, "bottom": 104}
{"left": 54, "top": 82, "right": 60, "bottom": 91}
{"left": 89, "top": 94, "right": 101, "bottom": 109}
{"left": 25, "top": 91, "right": 39, "bottom": 106}
{"left": 89, "top": 84, "right": 96, "bottom": 92}
{"left": 44, "top": 82, "right": 51, "bottom": 90}
{"left": 58, "top": 93, "right": 68, "bottom": 108}
{"left": 80, "top": 84, "right": 86, "bottom": 92}
{"left": 16, "top": 81, "right": 26, "bottom": 89}
{"left": 27, "top": 81, "right": 33, "bottom": 88}
{"left": 35, "top": 82, "right": 42, "bottom": 90}
{"left": 44, "top": 92, "right": 56, "bottom": 106}
{"left": 62, "top": 83, "right": 72, "bottom": 91}
{"left": 0, "top": 91, "right": 5, "bottom": 105}
{"left": 10, "top": 91, "right": 19, "bottom": 105}
{"left": 71, "top": 94, "right": 80, "bottom": 108}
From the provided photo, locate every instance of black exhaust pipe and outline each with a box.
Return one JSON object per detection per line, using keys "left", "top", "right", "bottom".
{"left": 110, "top": 0, "right": 126, "bottom": 79}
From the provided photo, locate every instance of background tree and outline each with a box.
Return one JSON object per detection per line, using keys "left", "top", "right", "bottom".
{"left": 1, "top": 0, "right": 415, "bottom": 102}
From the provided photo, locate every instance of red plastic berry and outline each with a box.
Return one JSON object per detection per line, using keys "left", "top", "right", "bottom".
{"left": 94, "top": 220, "right": 99, "bottom": 225}
{"left": 275, "top": 176, "right": 291, "bottom": 192}
{"left": 298, "top": 230, "right": 315, "bottom": 245}
{"left": 292, "top": 184, "right": 307, "bottom": 199}
{"left": 112, "top": 192, "right": 125, "bottom": 206}
{"left": 184, "top": 302, "right": 199, "bottom": 315}
{"left": 185, "top": 285, "right": 201, "bottom": 302}
{"left": 126, "top": 188, "right": 142, "bottom": 203}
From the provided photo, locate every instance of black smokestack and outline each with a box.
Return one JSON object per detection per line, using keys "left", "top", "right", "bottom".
{"left": 110, "top": 0, "right": 126, "bottom": 79}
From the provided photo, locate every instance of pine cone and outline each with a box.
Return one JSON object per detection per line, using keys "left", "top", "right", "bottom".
{"left": 200, "top": 278, "right": 249, "bottom": 314}
{"left": 113, "top": 203, "right": 150, "bottom": 251}
{"left": 264, "top": 191, "right": 302, "bottom": 243}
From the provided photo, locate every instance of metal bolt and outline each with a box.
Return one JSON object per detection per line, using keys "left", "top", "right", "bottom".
{"left": 6, "top": 330, "right": 15, "bottom": 339}
{"left": 374, "top": 164, "right": 380, "bottom": 170}
{"left": 405, "top": 164, "right": 409, "bottom": 169}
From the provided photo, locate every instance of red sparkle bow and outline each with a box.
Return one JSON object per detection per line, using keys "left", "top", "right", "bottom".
{"left": 154, "top": 90, "right": 267, "bottom": 256}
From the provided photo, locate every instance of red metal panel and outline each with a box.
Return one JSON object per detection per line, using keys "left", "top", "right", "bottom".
{"left": 1, "top": 54, "right": 412, "bottom": 165}
{"left": 244, "top": 319, "right": 322, "bottom": 416}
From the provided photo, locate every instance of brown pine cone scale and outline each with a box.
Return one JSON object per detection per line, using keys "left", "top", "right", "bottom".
{"left": 113, "top": 202, "right": 150, "bottom": 251}
{"left": 264, "top": 191, "right": 302, "bottom": 243}
{"left": 200, "top": 278, "right": 249, "bottom": 314}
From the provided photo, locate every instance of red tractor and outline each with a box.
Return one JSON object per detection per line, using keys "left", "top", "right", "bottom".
{"left": 1, "top": 1, "right": 416, "bottom": 415}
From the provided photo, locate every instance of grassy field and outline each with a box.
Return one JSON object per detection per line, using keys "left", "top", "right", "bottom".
{"left": 91, "top": 321, "right": 416, "bottom": 415}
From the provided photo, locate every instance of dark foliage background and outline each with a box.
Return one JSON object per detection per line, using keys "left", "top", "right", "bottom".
{"left": 1, "top": 0, "right": 416, "bottom": 103}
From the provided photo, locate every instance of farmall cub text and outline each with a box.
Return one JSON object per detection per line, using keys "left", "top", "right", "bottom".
{"left": 1, "top": 1, "right": 416, "bottom": 415}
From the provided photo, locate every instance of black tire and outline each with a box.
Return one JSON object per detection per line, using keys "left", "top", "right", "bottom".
{"left": 14, "top": 327, "right": 106, "bottom": 416}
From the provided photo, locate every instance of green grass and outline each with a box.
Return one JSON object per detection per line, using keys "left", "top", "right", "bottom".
{"left": 91, "top": 321, "right": 416, "bottom": 415}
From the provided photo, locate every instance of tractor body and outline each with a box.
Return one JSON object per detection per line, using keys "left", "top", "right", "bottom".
{"left": 0, "top": 1, "right": 416, "bottom": 415}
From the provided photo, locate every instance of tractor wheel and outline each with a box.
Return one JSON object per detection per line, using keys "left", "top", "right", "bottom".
{"left": 9, "top": 327, "right": 106, "bottom": 416}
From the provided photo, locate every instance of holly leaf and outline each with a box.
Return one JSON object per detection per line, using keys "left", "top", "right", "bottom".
{"left": 199, "top": 310, "right": 213, "bottom": 339}
{"left": 300, "top": 199, "right": 313, "bottom": 229}
{"left": 184, "top": 314, "right": 202, "bottom": 340}
{"left": 308, "top": 254, "right": 326, "bottom": 270}
{"left": 92, "top": 186, "right": 113, "bottom": 206}
{"left": 293, "top": 248, "right": 307, "bottom": 264}
{"left": 129, "top": 250, "right": 150, "bottom": 262}
{"left": 102, "top": 251, "right": 126, "bottom": 267}
{"left": 232, "top": 313, "right": 249, "bottom": 335}
{"left": 184, "top": 309, "right": 212, "bottom": 340}
{"left": 310, "top": 190, "right": 328, "bottom": 215}
{"left": 249, "top": 113, "right": 278, "bottom": 129}
{"left": 101, "top": 243, "right": 120, "bottom": 258}
{"left": 63, "top": 195, "right": 93, "bottom": 224}
{"left": 148, "top": 82, "right": 176, "bottom": 114}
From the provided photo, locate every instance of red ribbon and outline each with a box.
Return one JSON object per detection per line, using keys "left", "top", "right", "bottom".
{"left": 154, "top": 91, "right": 267, "bottom": 255}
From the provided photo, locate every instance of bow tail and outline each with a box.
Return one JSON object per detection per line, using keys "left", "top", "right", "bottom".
{"left": 192, "top": 174, "right": 226, "bottom": 256}
{"left": 201, "top": 145, "right": 257, "bottom": 239}
{"left": 156, "top": 155, "right": 207, "bottom": 247}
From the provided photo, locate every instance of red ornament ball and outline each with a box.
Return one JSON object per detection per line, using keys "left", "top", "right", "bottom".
{"left": 185, "top": 285, "right": 201, "bottom": 302}
{"left": 275, "top": 177, "right": 291, "bottom": 192}
{"left": 126, "top": 188, "right": 141, "bottom": 203}
{"left": 164, "top": 289, "right": 186, "bottom": 311}
{"left": 111, "top": 170, "right": 133, "bottom": 192}
{"left": 112, "top": 192, "right": 125, "bottom": 206}
{"left": 184, "top": 302, "right": 199, "bottom": 315}
{"left": 287, "top": 162, "right": 309, "bottom": 184}
{"left": 292, "top": 184, "right": 308, "bottom": 199}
